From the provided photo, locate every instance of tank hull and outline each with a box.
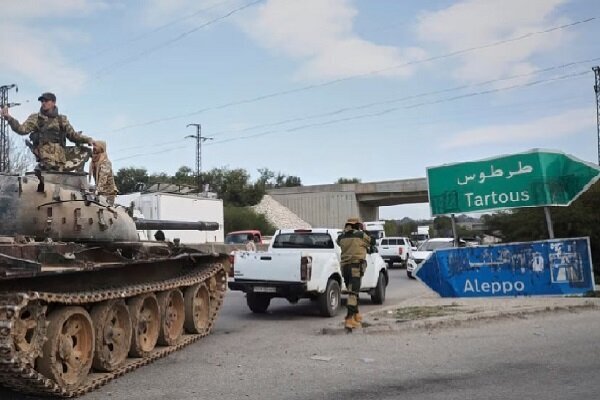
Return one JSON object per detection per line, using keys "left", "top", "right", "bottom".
{"left": 0, "top": 240, "right": 229, "bottom": 397}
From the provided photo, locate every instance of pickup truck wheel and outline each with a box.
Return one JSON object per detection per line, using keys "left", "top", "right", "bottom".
{"left": 318, "top": 279, "right": 341, "bottom": 317}
{"left": 371, "top": 272, "right": 386, "bottom": 305}
{"left": 246, "top": 293, "right": 270, "bottom": 314}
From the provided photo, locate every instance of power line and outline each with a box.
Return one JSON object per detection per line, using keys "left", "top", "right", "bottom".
{"left": 111, "top": 92, "right": 587, "bottom": 164}
{"left": 112, "top": 57, "right": 597, "bottom": 158}
{"left": 111, "top": 71, "right": 590, "bottom": 162}
{"left": 207, "top": 56, "right": 600, "bottom": 139}
{"left": 72, "top": 0, "right": 235, "bottom": 64}
{"left": 92, "top": 0, "right": 263, "bottom": 78}
{"left": 113, "top": 94, "right": 587, "bottom": 160}
{"left": 106, "top": 16, "right": 598, "bottom": 133}
{"left": 113, "top": 144, "right": 189, "bottom": 162}
{"left": 205, "top": 70, "right": 591, "bottom": 146}
{"left": 118, "top": 138, "right": 189, "bottom": 152}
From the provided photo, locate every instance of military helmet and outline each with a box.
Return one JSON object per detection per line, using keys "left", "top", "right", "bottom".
{"left": 345, "top": 217, "right": 361, "bottom": 225}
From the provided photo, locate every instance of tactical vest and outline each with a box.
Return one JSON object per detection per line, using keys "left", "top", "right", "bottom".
{"left": 34, "top": 114, "right": 66, "bottom": 147}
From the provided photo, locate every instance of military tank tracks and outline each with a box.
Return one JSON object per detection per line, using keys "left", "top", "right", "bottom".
{"left": 0, "top": 262, "right": 227, "bottom": 397}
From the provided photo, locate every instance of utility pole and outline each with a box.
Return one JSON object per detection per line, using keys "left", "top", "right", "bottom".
{"left": 0, "top": 84, "right": 18, "bottom": 173}
{"left": 593, "top": 66, "right": 600, "bottom": 165}
{"left": 185, "top": 123, "right": 213, "bottom": 191}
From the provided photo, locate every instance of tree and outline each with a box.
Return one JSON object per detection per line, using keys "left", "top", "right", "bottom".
{"left": 224, "top": 206, "right": 276, "bottom": 234}
{"left": 8, "top": 139, "right": 35, "bottom": 174}
{"left": 384, "top": 221, "right": 397, "bottom": 236}
{"left": 336, "top": 177, "right": 361, "bottom": 184}
{"left": 256, "top": 168, "right": 302, "bottom": 188}
{"left": 172, "top": 166, "right": 195, "bottom": 186}
{"left": 283, "top": 175, "right": 302, "bottom": 187}
{"left": 485, "top": 181, "right": 600, "bottom": 277}
{"left": 433, "top": 216, "right": 452, "bottom": 237}
{"left": 203, "top": 167, "right": 261, "bottom": 206}
{"left": 399, "top": 220, "right": 418, "bottom": 237}
{"left": 115, "top": 167, "right": 149, "bottom": 194}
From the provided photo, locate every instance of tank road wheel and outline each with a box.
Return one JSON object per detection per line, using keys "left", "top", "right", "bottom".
{"left": 157, "top": 289, "right": 185, "bottom": 346}
{"left": 90, "top": 300, "right": 132, "bottom": 371}
{"left": 184, "top": 284, "right": 210, "bottom": 334}
{"left": 128, "top": 293, "right": 160, "bottom": 357}
{"left": 38, "top": 307, "right": 95, "bottom": 391}
{"left": 215, "top": 269, "right": 227, "bottom": 292}
{"left": 11, "top": 301, "right": 47, "bottom": 366}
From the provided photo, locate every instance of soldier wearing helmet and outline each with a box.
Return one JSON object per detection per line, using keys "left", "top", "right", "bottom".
{"left": 0, "top": 92, "right": 94, "bottom": 171}
{"left": 336, "top": 217, "right": 372, "bottom": 331}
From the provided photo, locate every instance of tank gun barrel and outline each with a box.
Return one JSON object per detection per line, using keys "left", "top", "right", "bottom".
{"left": 134, "top": 219, "right": 219, "bottom": 231}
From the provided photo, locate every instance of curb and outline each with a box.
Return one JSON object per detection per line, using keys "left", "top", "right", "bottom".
{"left": 320, "top": 300, "right": 599, "bottom": 335}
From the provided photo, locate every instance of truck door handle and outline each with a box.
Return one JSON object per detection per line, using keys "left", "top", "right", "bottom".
{"left": 260, "top": 256, "right": 272, "bottom": 260}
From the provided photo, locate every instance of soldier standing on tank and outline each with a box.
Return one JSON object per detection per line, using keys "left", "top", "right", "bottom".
{"left": 0, "top": 92, "right": 94, "bottom": 171}
{"left": 90, "top": 140, "right": 118, "bottom": 205}
{"left": 337, "top": 217, "right": 372, "bottom": 331}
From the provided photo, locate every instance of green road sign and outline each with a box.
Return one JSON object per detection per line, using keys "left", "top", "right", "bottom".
{"left": 427, "top": 149, "right": 600, "bottom": 216}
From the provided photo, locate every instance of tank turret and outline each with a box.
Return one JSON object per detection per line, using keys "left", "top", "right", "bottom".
{"left": 0, "top": 171, "right": 219, "bottom": 242}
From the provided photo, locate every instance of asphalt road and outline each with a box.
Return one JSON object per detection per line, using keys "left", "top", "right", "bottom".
{"left": 2, "top": 268, "right": 599, "bottom": 400}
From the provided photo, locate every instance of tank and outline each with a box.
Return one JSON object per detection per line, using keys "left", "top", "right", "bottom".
{"left": 0, "top": 168, "right": 229, "bottom": 397}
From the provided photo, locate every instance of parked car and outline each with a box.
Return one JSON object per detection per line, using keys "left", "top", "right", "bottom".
{"left": 377, "top": 236, "right": 412, "bottom": 268}
{"left": 406, "top": 238, "right": 466, "bottom": 279}
{"left": 225, "top": 230, "right": 263, "bottom": 244}
{"left": 228, "top": 228, "right": 388, "bottom": 317}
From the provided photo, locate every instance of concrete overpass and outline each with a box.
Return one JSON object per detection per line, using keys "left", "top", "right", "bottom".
{"left": 268, "top": 178, "right": 428, "bottom": 228}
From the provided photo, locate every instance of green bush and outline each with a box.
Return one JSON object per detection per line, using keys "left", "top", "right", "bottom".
{"left": 224, "top": 207, "right": 276, "bottom": 235}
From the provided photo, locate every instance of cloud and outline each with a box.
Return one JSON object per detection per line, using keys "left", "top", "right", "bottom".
{"left": 140, "top": 0, "right": 233, "bottom": 28}
{"left": 417, "top": 0, "right": 571, "bottom": 83}
{"left": 443, "top": 107, "right": 594, "bottom": 149}
{"left": 0, "top": 1, "right": 110, "bottom": 94}
{"left": 238, "top": 0, "right": 427, "bottom": 80}
{"left": 0, "top": 0, "right": 110, "bottom": 19}
{"left": 0, "top": 24, "right": 87, "bottom": 93}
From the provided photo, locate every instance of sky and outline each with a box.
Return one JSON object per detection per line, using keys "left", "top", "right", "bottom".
{"left": 1, "top": 0, "right": 599, "bottom": 220}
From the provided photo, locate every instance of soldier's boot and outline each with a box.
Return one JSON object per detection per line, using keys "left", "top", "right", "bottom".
{"left": 344, "top": 316, "right": 361, "bottom": 331}
{"left": 353, "top": 313, "right": 363, "bottom": 325}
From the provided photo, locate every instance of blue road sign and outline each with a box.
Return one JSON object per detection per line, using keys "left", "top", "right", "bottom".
{"left": 414, "top": 237, "right": 595, "bottom": 297}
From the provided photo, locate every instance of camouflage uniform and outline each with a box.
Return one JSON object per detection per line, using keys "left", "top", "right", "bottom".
{"left": 337, "top": 218, "right": 372, "bottom": 329}
{"left": 90, "top": 141, "right": 118, "bottom": 205}
{"left": 95, "top": 159, "right": 118, "bottom": 205}
{"left": 5, "top": 109, "right": 92, "bottom": 171}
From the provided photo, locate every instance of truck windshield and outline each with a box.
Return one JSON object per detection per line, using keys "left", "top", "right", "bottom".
{"left": 272, "top": 233, "right": 334, "bottom": 249}
{"left": 225, "top": 233, "right": 253, "bottom": 244}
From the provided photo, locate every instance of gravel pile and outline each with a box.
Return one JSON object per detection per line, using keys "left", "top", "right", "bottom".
{"left": 252, "top": 195, "right": 311, "bottom": 229}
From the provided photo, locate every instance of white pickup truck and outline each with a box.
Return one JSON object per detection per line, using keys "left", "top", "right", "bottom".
{"left": 228, "top": 228, "right": 388, "bottom": 317}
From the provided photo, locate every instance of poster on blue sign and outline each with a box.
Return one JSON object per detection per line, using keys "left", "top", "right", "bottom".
{"left": 414, "top": 237, "right": 595, "bottom": 298}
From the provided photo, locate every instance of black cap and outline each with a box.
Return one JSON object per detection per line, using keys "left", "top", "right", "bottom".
{"left": 38, "top": 92, "right": 56, "bottom": 102}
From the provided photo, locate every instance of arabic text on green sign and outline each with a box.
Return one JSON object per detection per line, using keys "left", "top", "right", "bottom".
{"left": 427, "top": 150, "right": 600, "bottom": 216}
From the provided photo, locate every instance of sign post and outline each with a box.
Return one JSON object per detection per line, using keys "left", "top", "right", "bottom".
{"left": 427, "top": 149, "right": 600, "bottom": 216}
{"left": 544, "top": 207, "right": 555, "bottom": 239}
{"left": 414, "top": 238, "right": 595, "bottom": 297}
